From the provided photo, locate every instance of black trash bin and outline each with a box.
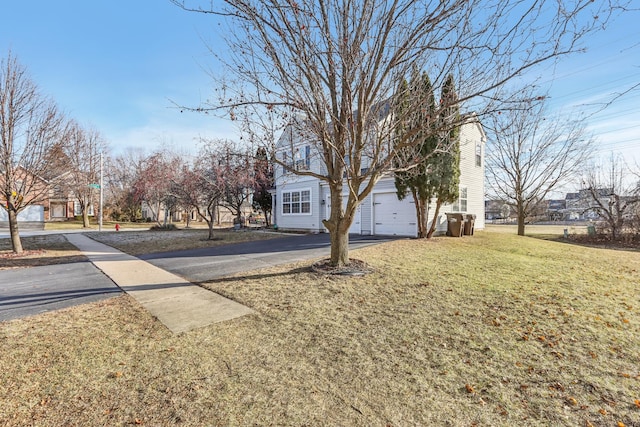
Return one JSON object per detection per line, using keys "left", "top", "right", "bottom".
{"left": 464, "top": 214, "right": 476, "bottom": 236}
{"left": 446, "top": 213, "right": 464, "bottom": 237}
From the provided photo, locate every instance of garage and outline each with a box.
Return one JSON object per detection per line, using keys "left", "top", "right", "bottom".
{"left": 0, "top": 204, "right": 45, "bottom": 229}
{"left": 373, "top": 192, "right": 417, "bottom": 236}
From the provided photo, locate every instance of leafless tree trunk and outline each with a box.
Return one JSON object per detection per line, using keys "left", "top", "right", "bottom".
{"left": 172, "top": 0, "right": 627, "bottom": 265}
{"left": 0, "top": 51, "right": 67, "bottom": 253}
{"left": 485, "top": 95, "right": 593, "bottom": 236}
{"left": 62, "top": 121, "right": 108, "bottom": 228}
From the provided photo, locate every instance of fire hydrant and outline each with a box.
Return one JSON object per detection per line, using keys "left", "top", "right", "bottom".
{"left": 115, "top": 224, "right": 120, "bottom": 232}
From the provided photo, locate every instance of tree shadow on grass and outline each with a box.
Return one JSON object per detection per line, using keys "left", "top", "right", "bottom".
{"left": 199, "top": 266, "right": 313, "bottom": 286}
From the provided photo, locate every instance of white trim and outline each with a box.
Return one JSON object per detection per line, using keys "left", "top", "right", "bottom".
{"left": 281, "top": 188, "right": 312, "bottom": 216}
{"left": 453, "top": 186, "right": 468, "bottom": 212}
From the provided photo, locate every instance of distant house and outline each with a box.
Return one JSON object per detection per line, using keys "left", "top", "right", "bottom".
{"left": 546, "top": 199, "right": 566, "bottom": 221}
{"left": 564, "top": 188, "right": 612, "bottom": 221}
{"left": 0, "top": 166, "right": 87, "bottom": 229}
{"left": 272, "top": 115, "right": 487, "bottom": 237}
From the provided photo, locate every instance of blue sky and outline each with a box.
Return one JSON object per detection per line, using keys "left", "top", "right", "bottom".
{"left": 2, "top": 2, "right": 638, "bottom": 171}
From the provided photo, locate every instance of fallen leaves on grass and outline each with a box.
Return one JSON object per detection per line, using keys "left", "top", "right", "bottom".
{"left": 2, "top": 233, "right": 639, "bottom": 426}
{"left": 0, "top": 249, "right": 45, "bottom": 259}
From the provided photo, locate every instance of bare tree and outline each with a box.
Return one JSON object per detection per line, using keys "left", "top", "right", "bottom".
{"left": 104, "top": 148, "right": 147, "bottom": 222}
{"left": 215, "top": 140, "right": 255, "bottom": 226}
{"left": 132, "top": 151, "right": 180, "bottom": 226}
{"left": 584, "top": 154, "right": 640, "bottom": 239}
{"left": 171, "top": 151, "right": 224, "bottom": 240}
{"left": 0, "top": 52, "right": 67, "bottom": 253}
{"left": 172, "top": 0, "right": 628, "bottom": 265}
{"left": 486, "top": 96, "right": 593, "bottom": 235}
{"left": 62, "top": 121, "right": 108, "bottom": 227}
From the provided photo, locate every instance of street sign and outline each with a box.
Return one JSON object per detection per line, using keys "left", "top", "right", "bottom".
{"left": 88, "top": 183, "right": 101, "bottom": 189}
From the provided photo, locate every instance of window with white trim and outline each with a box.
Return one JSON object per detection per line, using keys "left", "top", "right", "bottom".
{"left": 452, "top": 186, "right": 468, "bottom": 212}
{"left": 282, "top": 189, "right": 311, "bottom": 215}
{"left": 475, "top": 143, "right": 482, "bottom": 167}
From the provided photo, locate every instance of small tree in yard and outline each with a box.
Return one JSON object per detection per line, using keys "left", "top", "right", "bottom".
{"left": 63, "top": 121, "right": 108, "bottom": 228}
{"left": 132, "top": 151, "right": 179, "bottom": 226}
{"left": 485, "top": 94, "right": 593, "bottom": 236}
{"left": 584, "top": 154, "right": 640, "bottom": 239}
{"left": 171, "top": 157, "right": 224, "bottom": 240}
{"left": 252, "top": 147, "right": 273, "bottom": 226}
{"left": 0, "top": 52, "right": 68, "bottom": 253}
{"left": 208, "top": 139, "right": 255, "bottom": 226}
{"left": 172, "top": 0, "right": 628, "bottom": 266}
{"left": 105, "top": 148, "right": 147, "bottom": 222}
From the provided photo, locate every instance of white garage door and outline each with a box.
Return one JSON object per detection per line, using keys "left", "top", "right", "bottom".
{"left": 19, "top": 205, "right": 45, "bottom": 222}
{"left": 325, "top": 195, "right": 362, "bottom": 234}
{"left": 373, "top": 193, "right": 417, "bottom": 236}
{"left": 0, "top": 205, "right": 44, "bottom": 222}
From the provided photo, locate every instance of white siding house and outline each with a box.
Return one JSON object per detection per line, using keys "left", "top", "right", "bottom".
{"left": 273, "top": 116, "right": 486, "bottom": 237}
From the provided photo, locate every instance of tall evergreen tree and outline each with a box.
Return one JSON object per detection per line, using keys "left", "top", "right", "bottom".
{"left": 252, "top": 147, "right": 273, "bottom": 226}
{"left": 426, "top": 74, "right": 461, "bottom": 238}
{"left": 394, "top": 70, "right": 439, "bottom": 238}
{"left": 394, "top": 72, "right": 460, "bottom": 238}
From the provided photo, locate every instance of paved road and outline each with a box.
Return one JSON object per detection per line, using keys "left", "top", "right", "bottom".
{"left": 1, "top": 233, "right": 396, "bottom": 322}
{"left": 0, "top": 262, "right": 121, "bottom": 322}
{"left": 140, "top": 233, "right": 396, "bottom": 283}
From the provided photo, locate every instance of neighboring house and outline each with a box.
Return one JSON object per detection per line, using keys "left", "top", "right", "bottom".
{"left": 272, "top": 115, "right": 486, "bottom": 237}
{"left": 546, "top": 199, "right": 566, "bottom": 221}
{"left": 0, "top": 167, "right": 88, "bottom": 229}
{"left": 484, "top": 199, "right": 516, "bottom": 222}
{"left": 564, "top": 188, "right": 611, "bottom": 221}
{"left": 46, "top": 171, "right": 95, "bottom": 222}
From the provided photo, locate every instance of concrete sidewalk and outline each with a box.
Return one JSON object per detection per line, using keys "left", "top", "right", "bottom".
{"left": 64, "top": 234, "right": 254, "bottom": 334}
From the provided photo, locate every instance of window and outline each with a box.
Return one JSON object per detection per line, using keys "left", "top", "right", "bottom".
{"left": 75, "top": 202, "right": 95, "bottom": 216}
{"left": 282, "top": 189, "right": 311, "bottom": 215}
{"left": 452, "top": 186, "right": 468, "bottom": 212}
{"left": 475, "top": 143, "right": 482, "bottom": 167}
{"left": 282, "top": 145, "right": 311, "bottom": 172}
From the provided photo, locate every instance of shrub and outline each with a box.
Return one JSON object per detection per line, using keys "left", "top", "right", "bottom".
{"left": 149, "top": 223, "right": 178, "bottom": 231}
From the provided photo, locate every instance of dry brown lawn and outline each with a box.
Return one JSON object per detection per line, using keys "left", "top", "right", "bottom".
{"left": 86, "top": 228, "right": 283, "bottom": 256}
{"left": 1, "top": 232, "right": 639, "bottom": 426}
{"left": 0, "top": 234, "right": 86, "bottom": 270}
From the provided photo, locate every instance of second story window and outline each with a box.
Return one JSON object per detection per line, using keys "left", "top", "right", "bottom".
{"left": 282, "top": 145, "right": 311, "bottom": 172}
{"left": 294, "top": 145, "right": 311, "bottom": 170}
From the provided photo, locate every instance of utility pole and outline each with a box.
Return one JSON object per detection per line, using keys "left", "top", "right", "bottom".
{"left": 99, "top": 151, "right": 103, "bottom": 231}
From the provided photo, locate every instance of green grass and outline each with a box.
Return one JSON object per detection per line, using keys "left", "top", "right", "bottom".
{"left": 1, "top": 232, "right": 638, "bottom": 426}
